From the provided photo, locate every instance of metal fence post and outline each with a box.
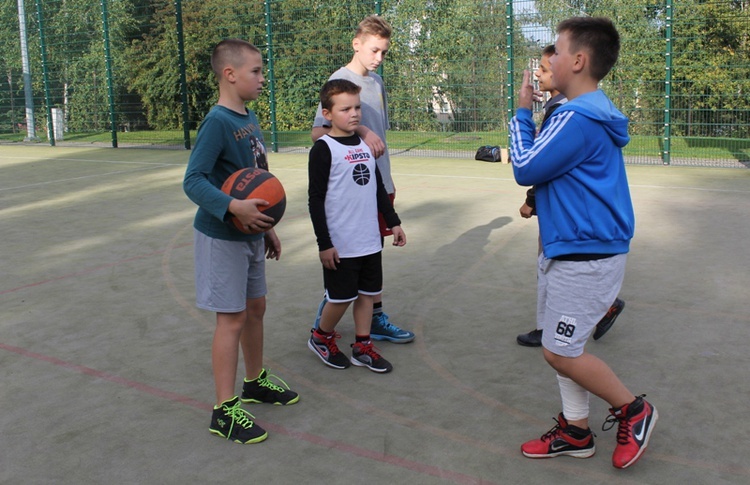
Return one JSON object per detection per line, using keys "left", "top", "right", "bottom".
{"left": 100, "top": 0, "right": 118, "bottom": 148}
{"left": 505, "top": 1, "right": 514, "bottom": 150}
{"left": 19, "top": 0, "right": 39, "bottom": 142}
{"left": 34, "top": 0, "right": 53, "bottom": 145}
{"left": 663, "top": 0, "right": 673, "bottom": 165}
{"left": 175, "top": 0, "right": 190, "bottom": 149}
{"left": 263, "top": 0, "right": 278, "bottom": 153}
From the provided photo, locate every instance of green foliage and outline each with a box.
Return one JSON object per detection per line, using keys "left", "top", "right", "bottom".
{"left": 0, "top": 0, "right": 748, "bottom": 160}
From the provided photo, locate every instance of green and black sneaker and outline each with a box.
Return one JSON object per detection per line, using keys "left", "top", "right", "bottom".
{"left": 209, "top": 396, "right": 268, "bottom": 444}
{"left": 241, "top": 369, "right": 300, "bottom": 405}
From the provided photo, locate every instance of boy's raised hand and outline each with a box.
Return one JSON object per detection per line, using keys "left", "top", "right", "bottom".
{"left": 229, "top": 197, "right": 274, "bottom": 233}
{"left": 518, "top": 70, "right": 543, "bottom": 111}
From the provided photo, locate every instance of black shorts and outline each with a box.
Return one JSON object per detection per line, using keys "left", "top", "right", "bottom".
{"left": 324, "top": 252, "right": 383, "bottom": 303}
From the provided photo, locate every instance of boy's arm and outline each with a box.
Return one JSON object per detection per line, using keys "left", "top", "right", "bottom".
{"left": 311, "top": 125, "right": 331, "bottom": 142}
{"left": 510, "top": 108, "right": 586, "bottom": 186}
{"left": 375, "top": 167, "right": 401, "bottom": 229}
{"left": 510, "top": 71, "right": 586, "bottom": 186}
{"left": 308, "top": 141, "right": 334, "bottom": 251}
{"left": 357, "top": 125, "right": 385, "bottom": 159}
{"left": 375, "top": 167, "right": 406, "bottom": 246}
{"left": 183, "top": 119, "right": 234, "bottom": 220}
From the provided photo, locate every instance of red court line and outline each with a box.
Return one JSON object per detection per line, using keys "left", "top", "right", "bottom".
{"left": 0, "top": 343, "right": 209, "bottom": 410}
{"left": 0, "top": 342, "right": 499, "bottom": 485}
{"left": 0, "top": 244, "right": 192, "bottom": 296}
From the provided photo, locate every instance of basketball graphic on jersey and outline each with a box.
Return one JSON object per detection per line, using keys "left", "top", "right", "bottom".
{"left": 352, "top": 163, "right": 371, "bottom": 186}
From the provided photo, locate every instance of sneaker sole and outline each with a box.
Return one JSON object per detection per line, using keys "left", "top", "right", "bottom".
{"left": 307, "top": 338, "right": 350, "bottom": 369}
{"left": 240, "top": 395, "right": 300, "bottom": 406}
{"left": 350, "top": 357, "right": 393, "bottom": 373}
{"left": 594, "top": 300, "right": 625, "bottom": 340}
{"left": 522, "top": 447, "right": 596, "bottom": 459}
{"left": 209, "top": 428, "right": 268, "bottom": 444}
{"left": 615, "top": 406, "right": 659, "bottom": 469}
{"left": 370, "top": 333, "right": 415, "bottom": 344}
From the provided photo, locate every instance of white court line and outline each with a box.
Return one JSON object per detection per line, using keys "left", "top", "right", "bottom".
{"left": 0, "top": 164, "right": 179, "bottom": 192}
{"left": 272, "top": 167, "right": 750, "bottom": 194}
{"left": 3, "top": 157, "right": 748, "bottom": 195}
{"left": 1, "top": 155, "right": 184, "bottom": 166}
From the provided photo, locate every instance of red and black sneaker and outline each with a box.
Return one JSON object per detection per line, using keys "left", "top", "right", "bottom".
{"left": 604, "top": 394, "right": 658, "bottom": 469}
{"left": 521, "top": 413, "right": 596, "bottom": 459}
{"left": 308, "top": 328, "right": 351, "bottom": 369}
{"left": 351, "top": 341, "right": 393, "bottom": 373}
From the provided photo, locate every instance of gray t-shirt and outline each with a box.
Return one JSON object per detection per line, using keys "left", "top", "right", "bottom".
{"left": 313, "top": 67, "right": 394, "bottom": 193}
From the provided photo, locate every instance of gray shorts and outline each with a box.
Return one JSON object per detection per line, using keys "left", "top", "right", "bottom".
{"left": 538, "top": 253, "right": 626, "bottom": 357}
{"left": 193, "top": 230, "right": 266, "bottom": 313}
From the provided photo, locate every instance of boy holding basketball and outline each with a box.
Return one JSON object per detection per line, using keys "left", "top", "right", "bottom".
{"left": 516, "top": 44, "right": 625, "bottom": 348}
{"left": 308, "top": 79, "right": 406, "bottom": 373}
{"left": 310, "top": 14, "right": 415, "bottom": 344}
{"left": 183, "top": 39, "right": 298, "bottom": 445}
{"left": 510, "top": 18, "right": 657, "bottom": 469}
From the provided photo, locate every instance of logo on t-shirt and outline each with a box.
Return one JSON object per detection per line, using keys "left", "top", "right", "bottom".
{"left": 249, "top": 135, "right": 267, "bottom": 170}
{"left": 352, "top": 163, "right": 370, "bottom": 186}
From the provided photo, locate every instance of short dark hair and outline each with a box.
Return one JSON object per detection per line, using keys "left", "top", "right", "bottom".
{"left": 320, "top": 79, "right": 361, "bottom": 111}
{"left": 542, "top": 44, "right": 556, "bottom": 57}
{"left": 210, "top": 39, "right": 261, "bottom": 78}
{"left": 557, "top": 17, "right": 620, "bottom": 81}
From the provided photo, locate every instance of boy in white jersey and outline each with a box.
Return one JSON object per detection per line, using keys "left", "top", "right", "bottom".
{"left": 308, "top": 79, "right": 406, "bottom": 373}
{"left": 311, "top": 15, "right": 414, "bottom": 344}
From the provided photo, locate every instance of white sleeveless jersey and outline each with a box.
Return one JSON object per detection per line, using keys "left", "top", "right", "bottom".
{"left": 320, "top": 135, "right": 382, "bottom": 258}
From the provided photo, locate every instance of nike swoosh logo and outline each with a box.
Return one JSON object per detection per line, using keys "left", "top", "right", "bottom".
{"left": 550, "top": 440, "right": 568, "bottom": 452}
{"left": 634, "top": 419, "right": 646, "bottom": 442}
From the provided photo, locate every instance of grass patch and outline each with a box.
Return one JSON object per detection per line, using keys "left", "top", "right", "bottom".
{"left": 2, "top": 129, "right": 747, "bottom": 162}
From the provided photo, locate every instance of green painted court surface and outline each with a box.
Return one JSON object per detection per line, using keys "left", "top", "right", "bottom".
{"left": 2, "top": 144, "right": 749, "bottom": 484}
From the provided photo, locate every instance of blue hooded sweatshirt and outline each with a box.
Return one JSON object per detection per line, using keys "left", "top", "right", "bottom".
{"left": 510, "top": 89, "right": 635, "bottom": 259}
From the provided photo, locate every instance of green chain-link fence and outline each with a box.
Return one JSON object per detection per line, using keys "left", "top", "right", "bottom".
{"left": 1, "top": 0, "right": 748, "bottom": 167}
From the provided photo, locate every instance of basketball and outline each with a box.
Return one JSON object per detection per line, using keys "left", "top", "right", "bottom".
{"left": 221, "top": 168, "right": 286, "bottom": 234}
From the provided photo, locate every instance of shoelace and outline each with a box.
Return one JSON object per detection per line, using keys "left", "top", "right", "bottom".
{"left": 318, "top": 331, "right": 343, "bottom": 355}
{"left": 540, "top": 418, "right": 564, "bottom": 442}
{"left": 355, "top": 341, "right": 383, "bottom": 359}
{"left": 375, "top": 312, "right": 398, "bottom": 331}
{"left": 258, "top": 370, "right": 291, "bottom": 392}
{"left": 602, "top": 414, "right": 631, "bottom": 444}
{"left": 602, "top": 394, "right": 646, "bottom": 444}
{"left": 541, "top": 417, "right": 596, "bottom": 442}
{"left": 224, "top": 401, "right": 257, "bottom": 433}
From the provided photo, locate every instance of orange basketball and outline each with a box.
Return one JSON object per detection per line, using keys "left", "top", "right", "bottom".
{"left": 221, "top": 168, "right": 286, "bottom": 234}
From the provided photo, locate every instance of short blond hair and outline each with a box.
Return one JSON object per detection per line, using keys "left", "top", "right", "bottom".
{"left": 355, "top": 15, "right": 392, "bottom": 40}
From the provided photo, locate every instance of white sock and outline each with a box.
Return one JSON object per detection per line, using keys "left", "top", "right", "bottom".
{"left": 557, "top": 374, "right": 590, "bottom": 422}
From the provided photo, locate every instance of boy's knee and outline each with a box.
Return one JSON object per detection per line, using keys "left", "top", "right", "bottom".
{"left": 542, "top": 348, "right": 578, "bottom": 372}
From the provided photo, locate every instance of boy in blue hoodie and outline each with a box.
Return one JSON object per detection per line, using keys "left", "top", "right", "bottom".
{"left": 510, "top": 18, "right": 657, "bottom": 469}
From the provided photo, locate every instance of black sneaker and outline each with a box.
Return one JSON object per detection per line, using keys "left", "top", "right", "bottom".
{"left": 351, "top": 341, "right": 393, "bottom": 373}
{"left": 241, "top": 369, "right": 299, "bottom": 405}
{"left": 209, "top": 396, "right": 268, "bottom": 444}
{"left": 593, "top": 298, "right": 625, "bottom": 340}
{"left": 517, "top": 329, "right": 542, "bottom": 347}
{"left": 308, "top": 328, "right": 351, "bottom": 369}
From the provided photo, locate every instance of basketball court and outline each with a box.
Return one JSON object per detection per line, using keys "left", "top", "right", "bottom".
{"left": 2, "top": 144, "right": 749, "bottom": 484}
